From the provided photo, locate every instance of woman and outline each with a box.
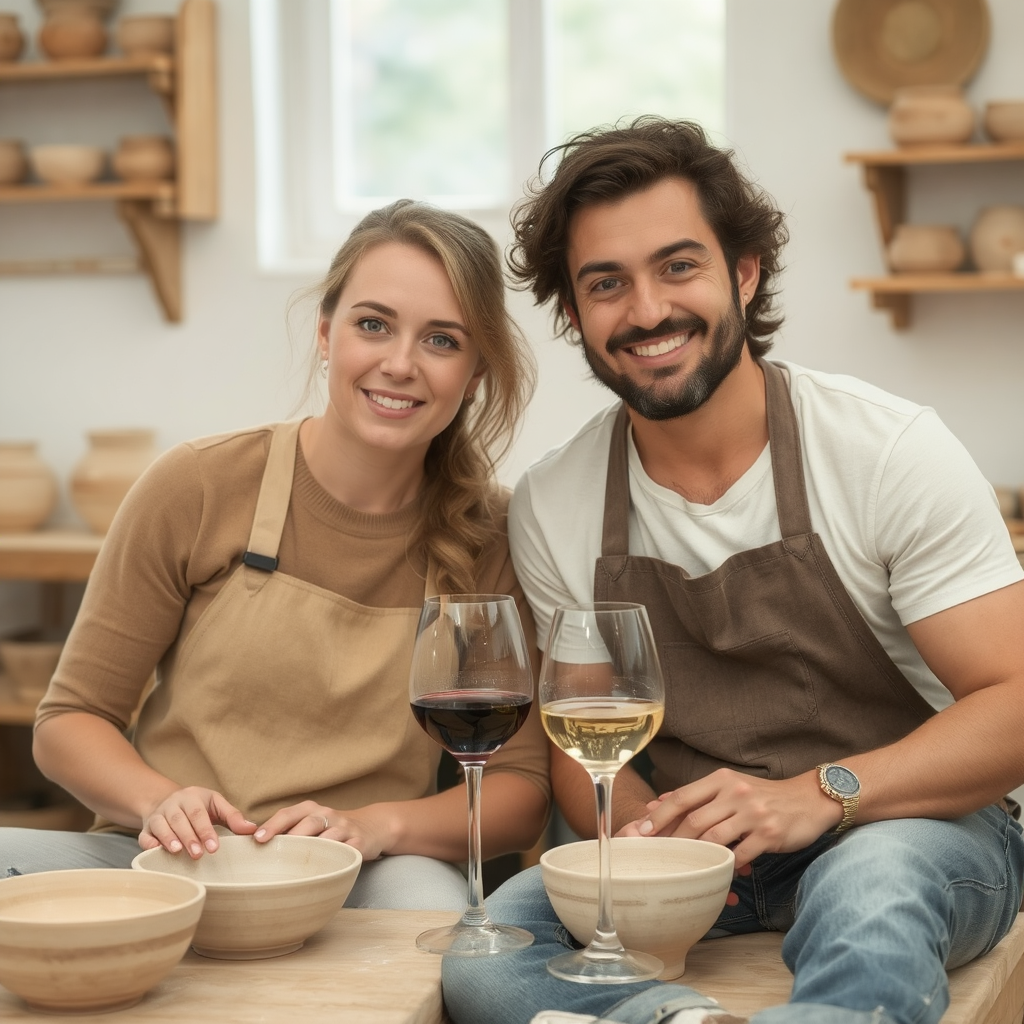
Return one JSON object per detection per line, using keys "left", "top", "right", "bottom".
{"left": 4, "top": 201, "right": 549, "bottom": 909}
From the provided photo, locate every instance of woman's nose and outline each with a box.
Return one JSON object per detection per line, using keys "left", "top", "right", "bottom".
{"left": 379, "top": 338, "right": 418, "bottom": 379}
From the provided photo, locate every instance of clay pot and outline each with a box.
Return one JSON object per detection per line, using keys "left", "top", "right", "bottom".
{"left": 983, "top": 101, "right": 1024, "bottom": 143}
{"left": 887, "top": 85, "right": 975, "bottom": 146}
{"left": 0, "top": 139, "right": 28, "bottom": 185}
{"left": 0, "top": 442, "right": 58, "bottom": 532}
{"left": 112, "top": 135, "right": 174, "bottom": 181}
{"left": 0, "top": 13, "right": 25, "bottom": 62}
{"left": 0, "top": 639, "right": 64, "bottom": 705}
{"left": 887, "top": 224, "right": 965, "bottom": 273}
{"left": 969, "top": 206, "right": 1024, "bottom": 272}
{"left": 29, "top": 144, "right": 106, "bottom": 185}
{"left": 39, "top": 12, "right": 107, "bottom": 59}
{"left": 116, "top": 15, "right": 173, "bottom": 57}
{"left": 37, "top": 0, "right": 119, "bottom": 22}
{"left": 70, "top": 429, "right": 157, "bottom": 534}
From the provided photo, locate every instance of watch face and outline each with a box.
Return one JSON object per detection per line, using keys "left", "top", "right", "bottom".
{"left": 825, "top": 764, "right": 859, "bottom": 796}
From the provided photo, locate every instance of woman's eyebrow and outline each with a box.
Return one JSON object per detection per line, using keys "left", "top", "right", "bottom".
{"left": 352, "top": 301, "right": 468, "bottom": 334}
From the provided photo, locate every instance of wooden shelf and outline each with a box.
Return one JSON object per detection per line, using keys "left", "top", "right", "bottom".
{"left": 0, "top": 0, "right": 216, "bottom": 322}
{"left": 845, "top": 144, "right": 1024, "bottom": 329}
{"left": 0, "top": 530, "right": 103, "bottom": 582}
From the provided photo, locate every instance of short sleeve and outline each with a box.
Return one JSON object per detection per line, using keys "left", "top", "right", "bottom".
{"left": 875, "top": 410, "right": 1023, "bottom": 626}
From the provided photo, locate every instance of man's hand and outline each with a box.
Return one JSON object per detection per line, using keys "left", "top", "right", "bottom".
{"left": 628, "top": 768, "right": 843, "bottom": 869}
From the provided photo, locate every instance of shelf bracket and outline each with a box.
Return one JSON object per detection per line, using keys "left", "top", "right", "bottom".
{"left": 871, "top": 291, "right": 911, "bottom": 330}
{"left": 862, "top": 165, "right": 905, "bottom": 247}
{"left": 118, "top": 200, "right": 182, "bottom": 322}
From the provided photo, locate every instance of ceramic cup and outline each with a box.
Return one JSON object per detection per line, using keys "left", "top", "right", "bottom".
{"left": 983, "top": 101, "right": 1024, "bottom": 143}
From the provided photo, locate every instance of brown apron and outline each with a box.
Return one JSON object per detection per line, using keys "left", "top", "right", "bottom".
{"left": 594, "top": 360, "right": 937, "bottom": 794}
{"left": 131, "top": 419, "right": 440, "bottom": 824}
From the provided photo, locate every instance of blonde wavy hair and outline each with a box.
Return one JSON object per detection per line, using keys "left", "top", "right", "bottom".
{"left": 310, "top": 200, "right": 536, "bottom": 594}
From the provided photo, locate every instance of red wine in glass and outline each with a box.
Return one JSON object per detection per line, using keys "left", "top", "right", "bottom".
{"left": 411, "top": 690, "right": 532, "bottom": 764}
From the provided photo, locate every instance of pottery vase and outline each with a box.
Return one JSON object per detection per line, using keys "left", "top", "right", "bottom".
{"left": 0, "top": 13, "right": 24, "bottom": 62}
{"left": 887, "top": 224, "right": 965, "bottom": 273}
{"left": 70, "top": 429, "right": 157, "bottom": 534}
{"left": 36, "top": 0, "right": 120, "bottom": 22}
{"left": 887, "top": 86, "right": 975, "bottom": 147}
{"left": 0, "top": 139, "right": 28, "bottom": 185}
{"left": 39, "top": 11, "right": 107, "bottom": 59}
{"left": 969, "top": 206, "right": 1024, "bottom": 272}
{"left": 0, "top": 443, "right": 58, "bottom": 532}
{"left": 112, "top": 135, "right": 174, "bottom": 181}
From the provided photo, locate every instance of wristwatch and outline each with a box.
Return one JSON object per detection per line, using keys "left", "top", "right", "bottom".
{"left": 817, "top": 763, "right": 860, "bottom": 833}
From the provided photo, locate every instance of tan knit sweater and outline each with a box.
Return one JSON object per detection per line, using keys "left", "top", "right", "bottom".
{"left": 37, "top": 424, "right": 549, "bottom": 832}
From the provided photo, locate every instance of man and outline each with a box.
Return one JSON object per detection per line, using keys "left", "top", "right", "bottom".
{"left": 442, "top": 118, "right": 1024, "bottom": 1024}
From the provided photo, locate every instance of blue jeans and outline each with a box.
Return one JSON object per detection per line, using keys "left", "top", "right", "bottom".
{"left": 443, "top": 806, "right": 1024, "bottom": 1024}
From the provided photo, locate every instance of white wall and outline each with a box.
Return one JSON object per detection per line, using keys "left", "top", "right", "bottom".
{"left": 2, "top": 0, "right": 1022, "bottom": 636}
{"left": 726, "top": 0, "right": 1024, "bottom": 486}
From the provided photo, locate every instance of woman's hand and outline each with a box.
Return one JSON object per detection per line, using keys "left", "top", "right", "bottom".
{"left": 138, "top": 787, "right": 258, "bottom": 858}
{"left": 253, "top": 800, "right": 396, "bottom": 861}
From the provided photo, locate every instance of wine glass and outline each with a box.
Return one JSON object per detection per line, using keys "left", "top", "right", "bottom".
{"left": 539, "top": 601, "right": 666, "bottom": 983}
{"left": 409, "top": 594, "right": 535, "bottom": 956}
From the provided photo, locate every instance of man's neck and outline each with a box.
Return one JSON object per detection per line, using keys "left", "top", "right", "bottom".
{"left": 628, "top": 350, "right": 769, "bottom": 506}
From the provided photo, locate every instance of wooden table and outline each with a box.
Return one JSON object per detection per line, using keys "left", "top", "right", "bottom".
{"left": 0, "top": 908, "right": 455, "bottom": 1023}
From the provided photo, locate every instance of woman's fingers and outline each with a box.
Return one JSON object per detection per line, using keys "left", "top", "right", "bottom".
{"left": 254, "top": 801, "right": 329, "bottom": 842}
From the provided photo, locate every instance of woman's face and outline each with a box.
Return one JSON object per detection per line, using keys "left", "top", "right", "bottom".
{"left": 318, "top": 242, "right": 487, "bottom": 461}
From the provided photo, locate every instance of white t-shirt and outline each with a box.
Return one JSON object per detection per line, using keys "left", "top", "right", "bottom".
{"left": 509, "top": 361, "right": 1023, "bottom": 712}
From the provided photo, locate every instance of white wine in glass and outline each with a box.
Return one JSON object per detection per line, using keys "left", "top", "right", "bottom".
{"left": 408, "top": 594, "right": 535, "bottom": 956}
{"left": 539, "top": 601, "right": 665, "bottom": 983}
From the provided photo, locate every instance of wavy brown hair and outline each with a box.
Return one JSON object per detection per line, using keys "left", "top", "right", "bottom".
{"left": 311, "top": 200, "right": 535, "bottom": 594}
{"left": 508, "top": 116, "right": 788, "bottom": 358}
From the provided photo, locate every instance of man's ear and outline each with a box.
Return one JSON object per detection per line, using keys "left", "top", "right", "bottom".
{"left": 736, "top": 255, "right": 761, "bottom": 308}
{"left": 562, "top": 299, "right": 581, "bottom": 332}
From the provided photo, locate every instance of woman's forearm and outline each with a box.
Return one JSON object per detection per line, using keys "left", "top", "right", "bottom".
{"left": 33, "top": 712, "right": 181, "bottom": 829}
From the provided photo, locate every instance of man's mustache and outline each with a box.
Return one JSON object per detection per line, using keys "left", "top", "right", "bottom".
{"left": 604, "top": 315, "right": 708, "bottom": 355}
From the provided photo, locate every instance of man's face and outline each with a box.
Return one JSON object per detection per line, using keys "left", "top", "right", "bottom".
{"left": 566, "top": 176, "right": 759, "bottom": 421}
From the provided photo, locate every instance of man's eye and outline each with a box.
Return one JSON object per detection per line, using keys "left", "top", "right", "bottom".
{"left": 593, "top": 278, "right": 619, "bottom": 292}
{"left": 358, "top": 317, "right": 387, "bottom": 333}
{"left": 667, "top": 261, "right": 692, "bottom": 274}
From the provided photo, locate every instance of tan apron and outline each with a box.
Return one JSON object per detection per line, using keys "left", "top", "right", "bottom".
{"left": 131, "top": 419, "right": 440, "bottom": 823}
{"left": 594, "top": 360, "right": 937, "bottom": 794}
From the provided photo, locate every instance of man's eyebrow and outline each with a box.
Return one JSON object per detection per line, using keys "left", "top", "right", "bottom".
{"left": 649, "top": 239, "right": 711, "bottom": 263}
{"left": 575, "top": 239, "right": 712, "bottom": 283}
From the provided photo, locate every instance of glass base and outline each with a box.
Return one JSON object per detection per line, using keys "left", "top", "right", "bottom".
{"left": 416, "top": 921, "right": 534, "bottom": 957}
{"left": 546, "top": 946, "right": 663, "bottom": 984}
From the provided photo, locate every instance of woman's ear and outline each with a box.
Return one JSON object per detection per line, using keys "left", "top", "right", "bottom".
{"left": 317, "top": 316, "right": 331, "bottom": 361}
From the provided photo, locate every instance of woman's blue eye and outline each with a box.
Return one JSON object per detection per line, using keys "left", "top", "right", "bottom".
{"left": 427, "top": 334, "right": 459, "bottom": 350}
{"left": 358, "top": 317, "right": 387, "bottom": 333}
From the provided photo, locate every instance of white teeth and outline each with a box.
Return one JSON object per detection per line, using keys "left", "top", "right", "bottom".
{"left": 632, "top": 334, "right": 688, "bottom": 358}
{"left": 368, "top": 392, "right": 415, "bottom": 410}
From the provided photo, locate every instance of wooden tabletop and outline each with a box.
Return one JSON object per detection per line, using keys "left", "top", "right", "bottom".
{"left": 0, "top": 908, "right": 455, "bottom": 1023}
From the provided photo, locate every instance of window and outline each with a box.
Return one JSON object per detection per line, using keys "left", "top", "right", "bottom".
{"left": 251, "top": 0, "right": 725, "bottom": 271}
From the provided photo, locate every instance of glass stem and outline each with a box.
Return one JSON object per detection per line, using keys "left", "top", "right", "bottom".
{"left": 588, "top": 770, "right": 624, "bottom": 955}
{"left": 460, "top": 763, "right": 490, "bottom": 928}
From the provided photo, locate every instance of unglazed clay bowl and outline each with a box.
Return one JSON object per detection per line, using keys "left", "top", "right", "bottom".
{"left": 887, "top": 224, "right": 965, "bottom": 273}
{"left": 541, "top": 837, "right": 734, "bottom": 980}
{"left": 29, "top": 143, "right": 105, "bottom": 185}
{"left": 0, "top": 868, "right": 205, "bottom": 1014}
{"left": 132, "top": 834, "right": 362, "bottom": 959}
{"left": 0, "top": 639, "right": 63, "bottom": 704}
{"left": 0, "top": 139, "right": 28, "bottom": 185}
{"left": 116, "top": 14, "right": 174, "bottom": 56}
{"left": 984, "top": 101, "right": 1024, "bottom": 142}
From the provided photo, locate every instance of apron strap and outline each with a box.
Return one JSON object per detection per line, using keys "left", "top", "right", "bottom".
{"left": 600, "top": 403, "right": 632, "bottom": 570}
{"left": 761, "top": 359, "right": 814, "bottom": 540}
{"left": 243, "top": 420, "right": 302, "bottom": 571}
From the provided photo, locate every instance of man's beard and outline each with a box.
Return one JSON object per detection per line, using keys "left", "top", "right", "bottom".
{"left": 581, "top": 303, "right": 747, "bottom": 421}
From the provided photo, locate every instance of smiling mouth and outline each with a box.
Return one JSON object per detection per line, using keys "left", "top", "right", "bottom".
{"left": 365, "top": 390, "right": 420, "bottom": 410}
{"left": 627, "top": 332, "right": 691, "bottom": 358}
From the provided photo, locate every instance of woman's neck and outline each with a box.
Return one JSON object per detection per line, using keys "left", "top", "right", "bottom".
{"left": 298, "top": 416, "right": 426, "bottom": 514}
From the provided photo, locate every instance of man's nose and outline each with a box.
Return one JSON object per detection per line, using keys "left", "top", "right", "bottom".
{"left": 626, "top": 278, "right": 672, "bottom": 329}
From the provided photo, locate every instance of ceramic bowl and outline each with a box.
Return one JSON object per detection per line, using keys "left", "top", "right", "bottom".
{"left": 984, "top": 101, "right": 1024, "bottom": 142}
{"left": 38, "top": 12, "right": 108, "bottom": 59}
{"left": 0, "top": 868, "right": 205, "bottom": 1013}
{"left": 887, "top": 224, "right": 965, "bottom": 273}
{"left": 29, "top": 143, "right": 105, "bottom": 185}
{"left": 541, "top": 837, "right": 735, "bottom": 980}
{"left": 132, "top": 834, "right": 362, "bottom": 959}
{"left": 0, "top": 639, "right": 63, "bottom": 704}
{"left": 116, "top": 14, "right": 174, "bottom": 56}
{"left": 0, "top": 139, "right": 28, "bottom": 185}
